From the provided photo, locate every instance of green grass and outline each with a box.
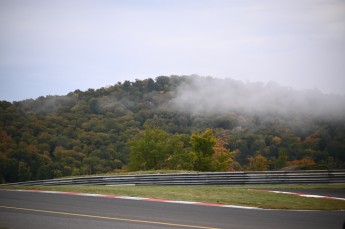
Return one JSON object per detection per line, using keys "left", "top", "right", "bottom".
{"left": 1, "top": 184, "right": 345, "bottom": 210}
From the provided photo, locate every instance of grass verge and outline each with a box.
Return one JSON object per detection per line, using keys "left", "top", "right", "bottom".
{"left": 1, "top": 184, "right": 344, "bottom": 210}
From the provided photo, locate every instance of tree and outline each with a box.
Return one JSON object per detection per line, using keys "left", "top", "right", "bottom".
{"left": 128, "top": 127, "right": 170, "bottom": 170}
{"left": 247, "top": 155, "right": 269, "bottom": 171}
{"left": 288, "top": 157, "right": 316, "bottom": 167}
{"left": 165, "top": 134, "right": 196, "bottom": 170}
{"left": 212, "top": 138, "right": 235, "bottom": 171}
{"left": 155, "top": 76, "right": 170, "bottom": 91}
{"left": 0, "top": 156, "right": 18, "bottom": 182}
{"left": 190, "top": 128, "right": 216, "bottom": 171}
{"left": 82, "top": 156, "right": 102, "bottom": 175}
{"left": 18, "top": 161, "right": 32, "bottom": 181}
{"left": 275, "top": 149, "right": 288, "bottom": 170}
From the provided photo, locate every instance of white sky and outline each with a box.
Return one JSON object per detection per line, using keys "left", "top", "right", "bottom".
{"left": 1, "top": 0, "right": 345, "bottom": 101}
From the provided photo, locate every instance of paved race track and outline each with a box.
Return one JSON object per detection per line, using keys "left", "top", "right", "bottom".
{"left": 0, "top": 190, "right": 344, "bottom": 229}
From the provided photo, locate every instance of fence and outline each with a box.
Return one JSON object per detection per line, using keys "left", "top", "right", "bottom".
{"left": 2, "top": 170, "right": 345, "bottom": 186}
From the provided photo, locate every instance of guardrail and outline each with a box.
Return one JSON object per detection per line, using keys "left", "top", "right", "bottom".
{"left": 2, "top": 170, "right": 345, "bottom": 186}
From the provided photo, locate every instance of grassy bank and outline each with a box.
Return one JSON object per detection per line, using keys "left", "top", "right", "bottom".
{"left": 1, "top": 184, "right": 344, "bottom": 210}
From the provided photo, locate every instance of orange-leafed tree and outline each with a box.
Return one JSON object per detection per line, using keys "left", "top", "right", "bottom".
{"left": 212, "top": 138, "right": 236, "bottom": 171}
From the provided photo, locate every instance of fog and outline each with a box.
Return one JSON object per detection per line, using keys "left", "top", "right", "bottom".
{"left": 170, "top": 76, "right": 345, "bottom": 119}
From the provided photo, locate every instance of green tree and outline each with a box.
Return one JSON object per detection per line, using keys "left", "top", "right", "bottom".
{"left": 82, "top": 156, "right": 102, "bottom": 175}
{"left": 18, "top": 161, "right": 32, "bottom": 181}
{"left": 128, "top": 127, "right": 170, "bottom": 170}
{"left": 165, "top": 134, "right": 196, "bottom": 170}
{"left": 275, "top": 149, "right": 288, "bottom": 170}
{"left": 190, "top": 128, "right": 216, "bottom": 171}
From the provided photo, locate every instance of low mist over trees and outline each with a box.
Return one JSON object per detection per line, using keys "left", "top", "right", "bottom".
{"left": 1, "top": 75, "right": 345, "bottom": 182}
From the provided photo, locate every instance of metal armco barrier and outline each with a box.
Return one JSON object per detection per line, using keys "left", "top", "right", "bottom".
{"left": 2, "top": 170, "right": 345, "bottom": 186}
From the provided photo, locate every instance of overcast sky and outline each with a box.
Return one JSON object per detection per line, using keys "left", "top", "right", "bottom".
{"left": 1, "top": 0, "right": 344, "bottom": 101}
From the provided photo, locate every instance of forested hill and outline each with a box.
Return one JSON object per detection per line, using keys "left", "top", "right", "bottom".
{"left": 1, "top": 75, "right": 345, "bottom": 183}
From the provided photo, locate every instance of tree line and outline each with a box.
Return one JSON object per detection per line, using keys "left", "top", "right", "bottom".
{"left": 0, "top": 76, "right": 344, "bottom": 183}
{"left": 128, "top": 127, "right": 236, "bottom": 172}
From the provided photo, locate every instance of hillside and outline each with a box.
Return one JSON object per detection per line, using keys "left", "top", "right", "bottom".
{"left": 1, "top": 75, "right": 345, "bottom": 182}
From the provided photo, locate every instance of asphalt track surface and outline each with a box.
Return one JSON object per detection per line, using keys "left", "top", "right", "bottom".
{"left": 0, "top": 190, "right": 344, "bottom": 229}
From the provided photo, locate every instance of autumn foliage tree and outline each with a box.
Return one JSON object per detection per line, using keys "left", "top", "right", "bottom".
{"left": 212, "top": 138, "right": 236, "bottom": 171}
{"left": 188, "top": 129, "right": 237, "bottom": 171}
{"left": 247, "top": 154, "right": 269, "bottom": 171}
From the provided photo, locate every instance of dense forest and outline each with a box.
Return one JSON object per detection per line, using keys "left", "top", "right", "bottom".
{"left": 1, "top": 75, "right": 345, "bottom": 183}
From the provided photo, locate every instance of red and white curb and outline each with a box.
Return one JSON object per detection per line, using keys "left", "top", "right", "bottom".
{"left": 3, "top": 189, "right": 344, "bottom": 211}
{"left": 3, "top": 189, "right": 261, "bottom": 210}
{"left": 254, "top": 189, "right": 345, "bottom": 201}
